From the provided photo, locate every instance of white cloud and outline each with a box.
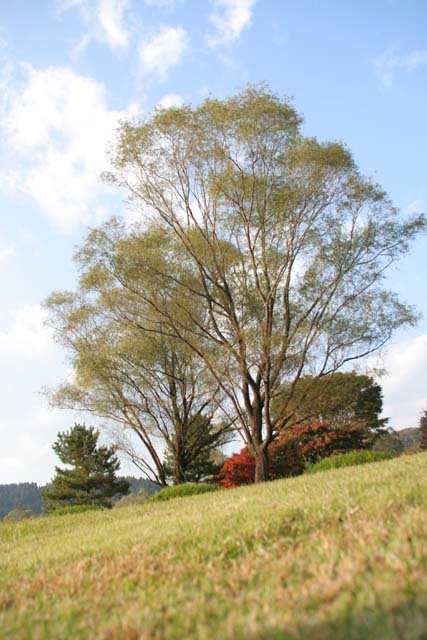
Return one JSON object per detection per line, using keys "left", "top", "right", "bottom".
{"left": 139, "top": 25, "right": 187, "bottom": 78}
{"left": 59, "top": 0, "right": 130, "bottom": 52}
{"left": 0, "top": 305, "right": 77, "bottom": 484}
{"left": 374, "top": 334, "right": 427, "bottom": 429}
{"left": 2, "top": 65, "right": 139, "bottom": 230}
{"left": 208, "top": 0, "right": 257, "bottom": 47}
{"left": 0, "top": 304, "right": 137, "bottom": 484}
{"left": 373, "top": 48, "right": 427, "bottom": 87}
{"left": 97, "top": 0, "right": 129, "bottom": 49}
{"left": 157, "top": 93, "right": 183, "bottom": 108}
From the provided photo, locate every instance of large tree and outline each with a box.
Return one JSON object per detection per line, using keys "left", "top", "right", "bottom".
{"left": 103, "top": 85, "right": 425, "bottom": 482}
{"left": 45, "top": 240, "right": 231, "bottom": 486}
{"left": 41, "top": 424, "right": 129, "bottom": 512}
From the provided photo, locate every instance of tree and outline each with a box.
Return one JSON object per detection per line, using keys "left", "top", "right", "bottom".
{"left": 45, "top": 238, "right": 232, "bottom": 486}
{"left": 162, "top": 415, "right": 228, "bottom": 483}
{"left": 104, "top": 84, "right": 425, "bottom": 482}
{"left": 274, "top": 372, "right": 388, "bottom": 441}
{"left": 419, "top": 409, "right": 427, "bottom": 451}
{"left": 275, "top": 421, "right": 368, "bottom": 466}
{"left": 164, "top": 438, "right": 226, "bottom": 484}
{"left": 41, "top": 424, "right": 129, "bottom": 512}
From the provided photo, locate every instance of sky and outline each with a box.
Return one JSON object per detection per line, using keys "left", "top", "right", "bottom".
{"left": 0, "top": 0, "right": 426, "bottom": 485}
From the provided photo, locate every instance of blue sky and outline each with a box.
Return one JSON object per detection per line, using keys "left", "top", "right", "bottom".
{"left": 0, "top": 0, "right": 426, "bottom": 484}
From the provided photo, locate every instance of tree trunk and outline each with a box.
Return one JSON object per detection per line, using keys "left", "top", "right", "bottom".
{"left": 253, "top": 447, "right": 270, "bottom": 483}
{"left": 174, "top": 458, "right": 186, "bottom": 484}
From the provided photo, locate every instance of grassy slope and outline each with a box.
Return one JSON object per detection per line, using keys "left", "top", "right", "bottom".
{"left": 1, "top": 454, "right": 427, "bottom": 640}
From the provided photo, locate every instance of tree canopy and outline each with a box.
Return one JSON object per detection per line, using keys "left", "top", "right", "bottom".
{"left": 274, "top": 371, "right": 388, "bottom": 437}
{"left": 45, "top": 229, "right": 232, "bottom": 486}
{"left": 100, "top": 84, "right": 425, "bottom": 481}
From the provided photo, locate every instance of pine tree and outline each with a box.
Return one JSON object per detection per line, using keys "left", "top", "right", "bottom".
{"left": 419, "top": 409, "right": 427, "bottom": 451}
{"left": 42, "top": 424, "right": 129, "bottom": 512}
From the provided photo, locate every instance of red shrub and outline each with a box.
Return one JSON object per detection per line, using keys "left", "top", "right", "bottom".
{"left": 215, "top": 448, "right": 255, "bottom": 488}
{"left": 216, "top": 422, "right": 367, "bottom": 488}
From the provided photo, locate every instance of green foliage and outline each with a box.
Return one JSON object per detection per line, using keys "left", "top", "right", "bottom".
{"left": 113, "top": 488, "right": 149, "bottom": 509}
{"left": 3, "top": 508, "right": 34, "bottom": 522}
{"left": 41, "top": 424, "right": 129, "bottom": 512}
{"left": 163, "top": 426, "right": 227, "bottom": 485}
{"left": 45, "top": 223, "right": 231, "bottom": 487}
{"left": 276, "top": 372, "right": 388, "bottom": 436}
{"left": 306, "top": 450, "right": 393, "bottom": 474}
{"left": 149, "top": 482, "right": 219, "bottom": 503}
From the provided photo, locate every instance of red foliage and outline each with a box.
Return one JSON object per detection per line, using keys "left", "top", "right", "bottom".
{"left": 215, "top": 448, "right": 255, "bottom": 488}
{"left": 215, "top": 422, "right": 367, "bottom": 488}
{"left": 278, "top": 421, "right": 367, "bottom": 463}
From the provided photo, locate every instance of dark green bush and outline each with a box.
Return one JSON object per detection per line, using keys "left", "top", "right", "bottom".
{"left": 305, "top": 450, "right": 393, "bottom": 474}
{"left": 149, "top": 483, "right": 219, "bottom": 503}
{"left": 49, "top": 504, "right": 108, "bottom": 517}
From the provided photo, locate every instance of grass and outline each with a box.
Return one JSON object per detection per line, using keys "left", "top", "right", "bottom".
{"left": 1, "top": 453, "right": 427, "bottom": 639}
{"left": 149, "top": 481, "right": 219, "bottom": 502}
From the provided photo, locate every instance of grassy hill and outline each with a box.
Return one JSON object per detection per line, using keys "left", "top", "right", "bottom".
{"left": 1, "top": 454, "right": 427, "bottom": 639}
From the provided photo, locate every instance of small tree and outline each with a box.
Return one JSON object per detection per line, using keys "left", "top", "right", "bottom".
{"left": 419, "top": 409, "right": 427, "bottom": 451}
{"left": 42, "top": 424, "right": 129, "bottom": 512}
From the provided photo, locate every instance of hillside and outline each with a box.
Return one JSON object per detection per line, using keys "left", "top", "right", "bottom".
{"left": 0, "top": 483, "right": 43, "bottom": 520}
{"left": 1, "top": 453, "right": 427, "bottom": 639}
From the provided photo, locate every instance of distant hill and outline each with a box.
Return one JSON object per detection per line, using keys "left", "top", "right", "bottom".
{"left": 0, "top": 483, "right": 43, "bottom": 520}
{"left": 372, "top": 427, "right": 420, "bottom": 456}
{"left": 398, "top": 427, "right": 421, "bottom": 449}
{"left": 0, "top": 477, "right": 160, "bottom": 520}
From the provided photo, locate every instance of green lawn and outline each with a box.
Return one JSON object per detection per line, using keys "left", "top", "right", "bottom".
{"left": 1, "top": 453, "right": 427, "bottom": 639}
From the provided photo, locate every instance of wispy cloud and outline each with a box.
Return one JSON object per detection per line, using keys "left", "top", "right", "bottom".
{"left": 139, "top": 25, "right": 187, "bottom": 78}
{"left": 2, "top": 64, "right": 139, "bottom": 230}
{"left": 373, "top": 48, "right": 427, "bottom": 87}
{"left": 59, "top": 0, "right": 130, "bottom": 53}
{"left": 208, "top": 0, "right": 257, "bottom": 48}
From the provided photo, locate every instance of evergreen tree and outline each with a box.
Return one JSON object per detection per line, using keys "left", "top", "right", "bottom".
{"left": 419, "top": 409, "right": 427, "bottom": 451}
{"left": 42, "top": 424, "right": 129, "bottom": 512}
